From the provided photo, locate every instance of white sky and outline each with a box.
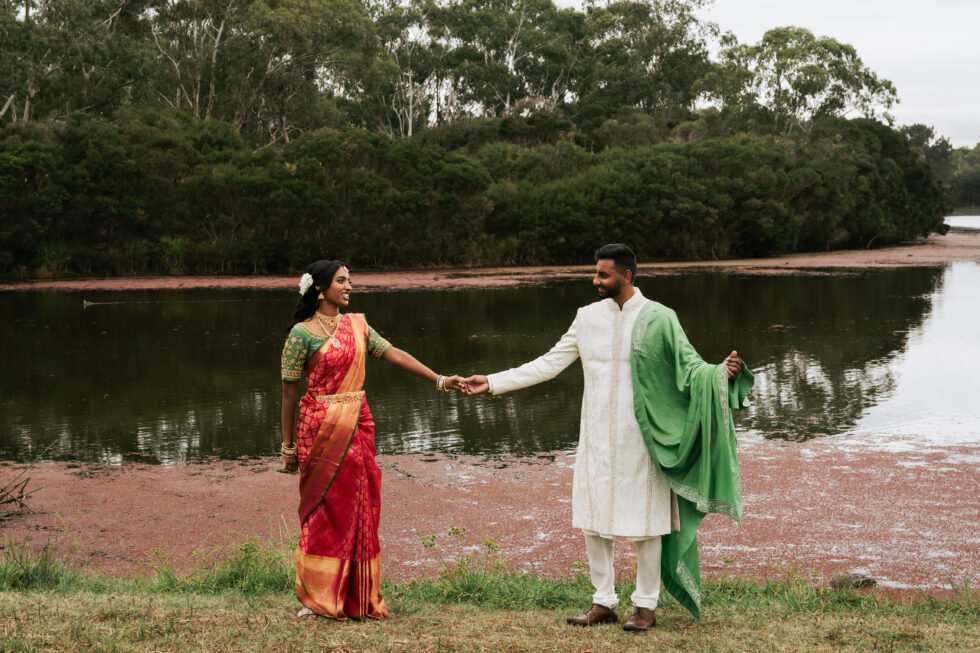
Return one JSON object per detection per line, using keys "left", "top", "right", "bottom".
{"left": 560, "top": 0, "right": 980, "bottom": 148}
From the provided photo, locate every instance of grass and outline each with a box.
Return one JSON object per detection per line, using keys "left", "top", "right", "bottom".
{"left": 1, "top": 539, "right": 977, "bottom": 652}
{"left": 948, "top": 207, "right": 980, "bottom": 216}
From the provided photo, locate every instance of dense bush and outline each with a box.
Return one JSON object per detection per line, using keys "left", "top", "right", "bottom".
{"left": 0, "top": 112, "right": 946, "bottom": 277}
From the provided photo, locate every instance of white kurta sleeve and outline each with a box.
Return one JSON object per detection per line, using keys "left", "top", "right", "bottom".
{"left": 488, "top": 314, "right": 580, "bottom": 395}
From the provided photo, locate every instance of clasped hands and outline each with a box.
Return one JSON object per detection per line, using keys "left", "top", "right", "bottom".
{"left": 440, "top": 375, "right": 489, "bottom": 395}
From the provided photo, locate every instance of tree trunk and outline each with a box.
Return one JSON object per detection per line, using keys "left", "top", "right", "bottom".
{"left": 0, "top": 94, "right": 16, "bottom": 122}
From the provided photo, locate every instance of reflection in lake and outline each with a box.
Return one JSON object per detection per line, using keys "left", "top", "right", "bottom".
{"left": 847, "top": 262, "right": 980, "bottom": 445}
{"left": 1, "top": 264, "right": 977, "bottom": 464}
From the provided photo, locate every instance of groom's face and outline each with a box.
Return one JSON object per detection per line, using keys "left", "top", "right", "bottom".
{"left": 593, "top": 259, "right": 627, "bottom": 299}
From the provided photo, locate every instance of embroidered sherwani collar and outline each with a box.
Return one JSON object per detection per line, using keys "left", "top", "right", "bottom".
{"left": 604, "top": 287, "right": 646, "bottom": 313}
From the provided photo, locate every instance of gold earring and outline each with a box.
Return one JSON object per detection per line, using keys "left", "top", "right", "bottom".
{"left": 317, "top": 292, "right": 324, "bottom": 300}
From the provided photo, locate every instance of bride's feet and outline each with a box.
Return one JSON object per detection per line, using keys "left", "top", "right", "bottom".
{"left": 297, "top": 607, "right": 317, "bottom": 618}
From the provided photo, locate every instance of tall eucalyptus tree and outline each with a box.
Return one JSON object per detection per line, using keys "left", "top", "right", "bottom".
{"left": 422, "top": 0, "right": 586, "bottom": 119}
{"left": 230, "top": 0, "right": 375, "bottom": 144}
{"left": 1, "top": 0, "right": 150, "bottom": 123}
{"left": 146, "top": 0, "right": 374, "bottom": 144}
{"left": 146, "top": 0, "right": 242, "bottom": 120}
{"left": 350, "top": 0, "right": 443, "bottom": 136}
{"left": 713, "top": 26, "right": 898, "bottom": 134}
{"left": 573, "top": 0, "right": 716, "bottom": 127}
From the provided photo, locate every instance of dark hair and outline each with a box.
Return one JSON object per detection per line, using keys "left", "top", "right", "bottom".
{"left": 292, "top": 259, "right": 347, "bottom": 325}
{"left": 594, "top": 243, "right": 637, "bottom": 279}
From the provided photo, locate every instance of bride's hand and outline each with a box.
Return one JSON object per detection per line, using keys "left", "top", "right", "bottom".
{"left": 444, "top": 375, "right": 467, "bottom": 392}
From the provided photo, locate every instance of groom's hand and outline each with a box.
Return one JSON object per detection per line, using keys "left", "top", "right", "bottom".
{"left": 725, "top": 350, "right": 741, "bottom": 379}
{"left": 462, "top": 375, "right": 490, "bottom": 395}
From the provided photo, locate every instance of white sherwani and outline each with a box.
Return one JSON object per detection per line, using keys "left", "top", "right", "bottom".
{"left": 488, "top": 288, "right": 672, "bottom": 538}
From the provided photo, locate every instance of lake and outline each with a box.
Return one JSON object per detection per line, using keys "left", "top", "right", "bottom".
{"left": 2, "top": 259, "right": 978, "bottom": 464}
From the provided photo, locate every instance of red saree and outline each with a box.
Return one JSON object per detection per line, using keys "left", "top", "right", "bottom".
{"left": 294, "top": 314, "right": 388, "bottom": 620}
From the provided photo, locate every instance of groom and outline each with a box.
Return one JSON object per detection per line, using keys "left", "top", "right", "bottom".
{"left": 462, "top": 243, "right": 752, "bottom": 630}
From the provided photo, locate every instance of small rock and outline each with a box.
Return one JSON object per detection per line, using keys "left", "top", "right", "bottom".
{"left": 830, "top": 572, "right": 877, "bottom": 589}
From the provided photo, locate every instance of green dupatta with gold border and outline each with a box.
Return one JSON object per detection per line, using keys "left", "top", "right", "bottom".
{"left": 630, "top": 301, "right": 754, "bottom": 619}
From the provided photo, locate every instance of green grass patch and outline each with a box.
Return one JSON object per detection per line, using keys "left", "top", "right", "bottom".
{"left": 0, "top": 544, "right": 83, "bottom": 592}
{"left": 1, "top": 539, "right": 977, "bottom": 651}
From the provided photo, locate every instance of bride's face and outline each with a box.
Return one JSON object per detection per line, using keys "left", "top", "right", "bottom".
{"left": 322, "top": 267, "right": 352, "bottom": 309}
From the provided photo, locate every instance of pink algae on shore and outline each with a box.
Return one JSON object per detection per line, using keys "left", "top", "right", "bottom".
{"left": 3, "top": 434, "right": 977, "bottom": 598}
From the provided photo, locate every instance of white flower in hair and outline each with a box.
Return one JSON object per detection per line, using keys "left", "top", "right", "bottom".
{"left": 298, "top": 273, "right": 314, "bottom": 296}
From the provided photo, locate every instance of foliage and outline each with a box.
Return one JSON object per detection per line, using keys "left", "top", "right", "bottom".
{"left": 710, "top": 27, "right": 898, "bottom": 135}
{"left": 0, "top": 110, "right": 946, "bottom": 276}
{"left": 481, "top": 118, "right": 945, "bottom": 263}
{"left": 573, "top": 0, "right": 716, "bottom": 135}
{"left": 0, "top": 1, "right": 953, "bottom": 275}
{"left": 0, "top": 544, "right": 81, "bottom": 591}
{"left": 947, "top": 143, "right": 980, "bottom": 209}
{"left": 1, "top": 1, "right": 904, "bottom": 142}
{"left": 898, "top": 123, "right": 980, "bottom": 210}
{"left": 150, "top": 537, "right": 294, "bottom": 595}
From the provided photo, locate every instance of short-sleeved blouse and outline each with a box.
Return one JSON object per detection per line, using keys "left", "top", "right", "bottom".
{"left": 281, "top": 315, "right": 392, "bottom": 381}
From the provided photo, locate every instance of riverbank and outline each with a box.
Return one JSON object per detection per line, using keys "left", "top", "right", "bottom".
{"left": 2, "top": 227, "right": 979, "bottom": 293}
{"left": 3, "top": 430, "right": 977, "bottom": 598}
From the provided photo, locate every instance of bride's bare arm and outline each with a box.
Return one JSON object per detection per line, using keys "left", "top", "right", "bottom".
{"left": 381, "top": 347, "right": 464, "bottom": 391}
{"left": 281, "top": 381, "right": 299, "bottom": 472}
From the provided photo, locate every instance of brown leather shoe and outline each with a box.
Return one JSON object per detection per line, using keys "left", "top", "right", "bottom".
{"left": 622, "top": 607, "right": 656, "bottom": 631}
{"left": 566, "top": 603, "right": 618, "bottom": 626}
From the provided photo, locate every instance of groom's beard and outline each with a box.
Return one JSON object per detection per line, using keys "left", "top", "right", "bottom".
{"left": 596, "top": 278, "right": 623, "bottom": 299}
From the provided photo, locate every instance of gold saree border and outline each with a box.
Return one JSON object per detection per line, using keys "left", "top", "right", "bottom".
{"left": 295, "top": 549, "right": 388, "bottom": 620}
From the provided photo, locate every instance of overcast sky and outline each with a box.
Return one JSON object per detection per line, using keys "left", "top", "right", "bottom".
{"left": 561, "top": 0, "right": 980, "bottom": 148}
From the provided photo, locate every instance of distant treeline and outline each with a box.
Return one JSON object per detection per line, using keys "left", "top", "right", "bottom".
{"left": 0, "top": 1, "right": 951, "bottom": 276}
{"left": 1, "top": 112, "right": 944, "bottom": 275}
{"left": 899, "top": 125, "right": 980, "bottom": 211}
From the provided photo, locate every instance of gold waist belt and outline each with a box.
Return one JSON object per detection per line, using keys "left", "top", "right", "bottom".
{"left": 312, "top": 390, "right": 365, "bottom": 404}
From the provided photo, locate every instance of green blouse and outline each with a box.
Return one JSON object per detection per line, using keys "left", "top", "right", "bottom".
{"left": 281, "top": 317, "right": 392, "bottom": 382}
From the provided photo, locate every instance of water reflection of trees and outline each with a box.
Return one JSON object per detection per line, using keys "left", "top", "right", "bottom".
{"left": 0, "top": 290, "right": 291, "bottom": 464}
{"left": 368, "top": 267, "right": 944, "bottom": 452}
{"left": 676, "top": 269, "right": 943, "bottom": 441}
{"left": 747, "top": 351, "right": 897, "bottom": 440}
{"left": 0, "top": 268, "right": 945, "bottom": 462}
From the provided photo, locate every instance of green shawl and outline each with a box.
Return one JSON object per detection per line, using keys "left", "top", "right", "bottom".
{"left": 630, "top": 301, "right": 754, "bottom": 619}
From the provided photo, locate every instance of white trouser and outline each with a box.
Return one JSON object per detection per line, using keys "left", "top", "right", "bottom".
{"left": 584, "top": 531, "right": 662, "bottom": 610}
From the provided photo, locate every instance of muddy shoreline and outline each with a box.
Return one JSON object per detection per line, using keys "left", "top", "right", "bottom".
{"left": 3, "top": 433, "right": 977, "bottom": 599}
{"left": 2, "top": 230, "right": 979, "bottom": 293}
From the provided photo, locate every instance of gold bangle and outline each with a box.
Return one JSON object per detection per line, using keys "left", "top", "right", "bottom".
{"left": 436, "top": 375, "right": 447, "bottom": 392}
{"left": 281, "top": 442, "right": 297, "bottom": 456}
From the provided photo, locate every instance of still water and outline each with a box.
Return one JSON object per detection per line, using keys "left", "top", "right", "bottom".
{"left": 2, "top": 263, "right": 978, "bottom": 464}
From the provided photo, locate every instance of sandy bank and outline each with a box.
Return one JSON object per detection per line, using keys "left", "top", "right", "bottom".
{"left": 2, "top": 229, "right": 978, "bottom": 293}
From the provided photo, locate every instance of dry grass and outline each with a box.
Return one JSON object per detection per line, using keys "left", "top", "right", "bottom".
{"left": 2, "top": 590, "right": 977, "bottom": 652}
{"left": 1, "top": 540, "right": 976, "bottom": 651}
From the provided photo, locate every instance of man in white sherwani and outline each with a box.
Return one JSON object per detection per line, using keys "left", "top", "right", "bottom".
{"left": 463, "top": 244, "right": 741, "bottom": 632}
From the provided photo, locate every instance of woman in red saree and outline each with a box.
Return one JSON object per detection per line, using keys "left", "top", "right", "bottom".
{"left": 280, "top": 260, "right": 463, "bottom": 619}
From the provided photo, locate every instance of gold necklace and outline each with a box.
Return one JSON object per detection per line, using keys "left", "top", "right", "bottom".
{"left": 314, "top": 311, "right": 342, "bottom": 339}
{"left": 315, "top": 311, "right": 341, "bottom": 325}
